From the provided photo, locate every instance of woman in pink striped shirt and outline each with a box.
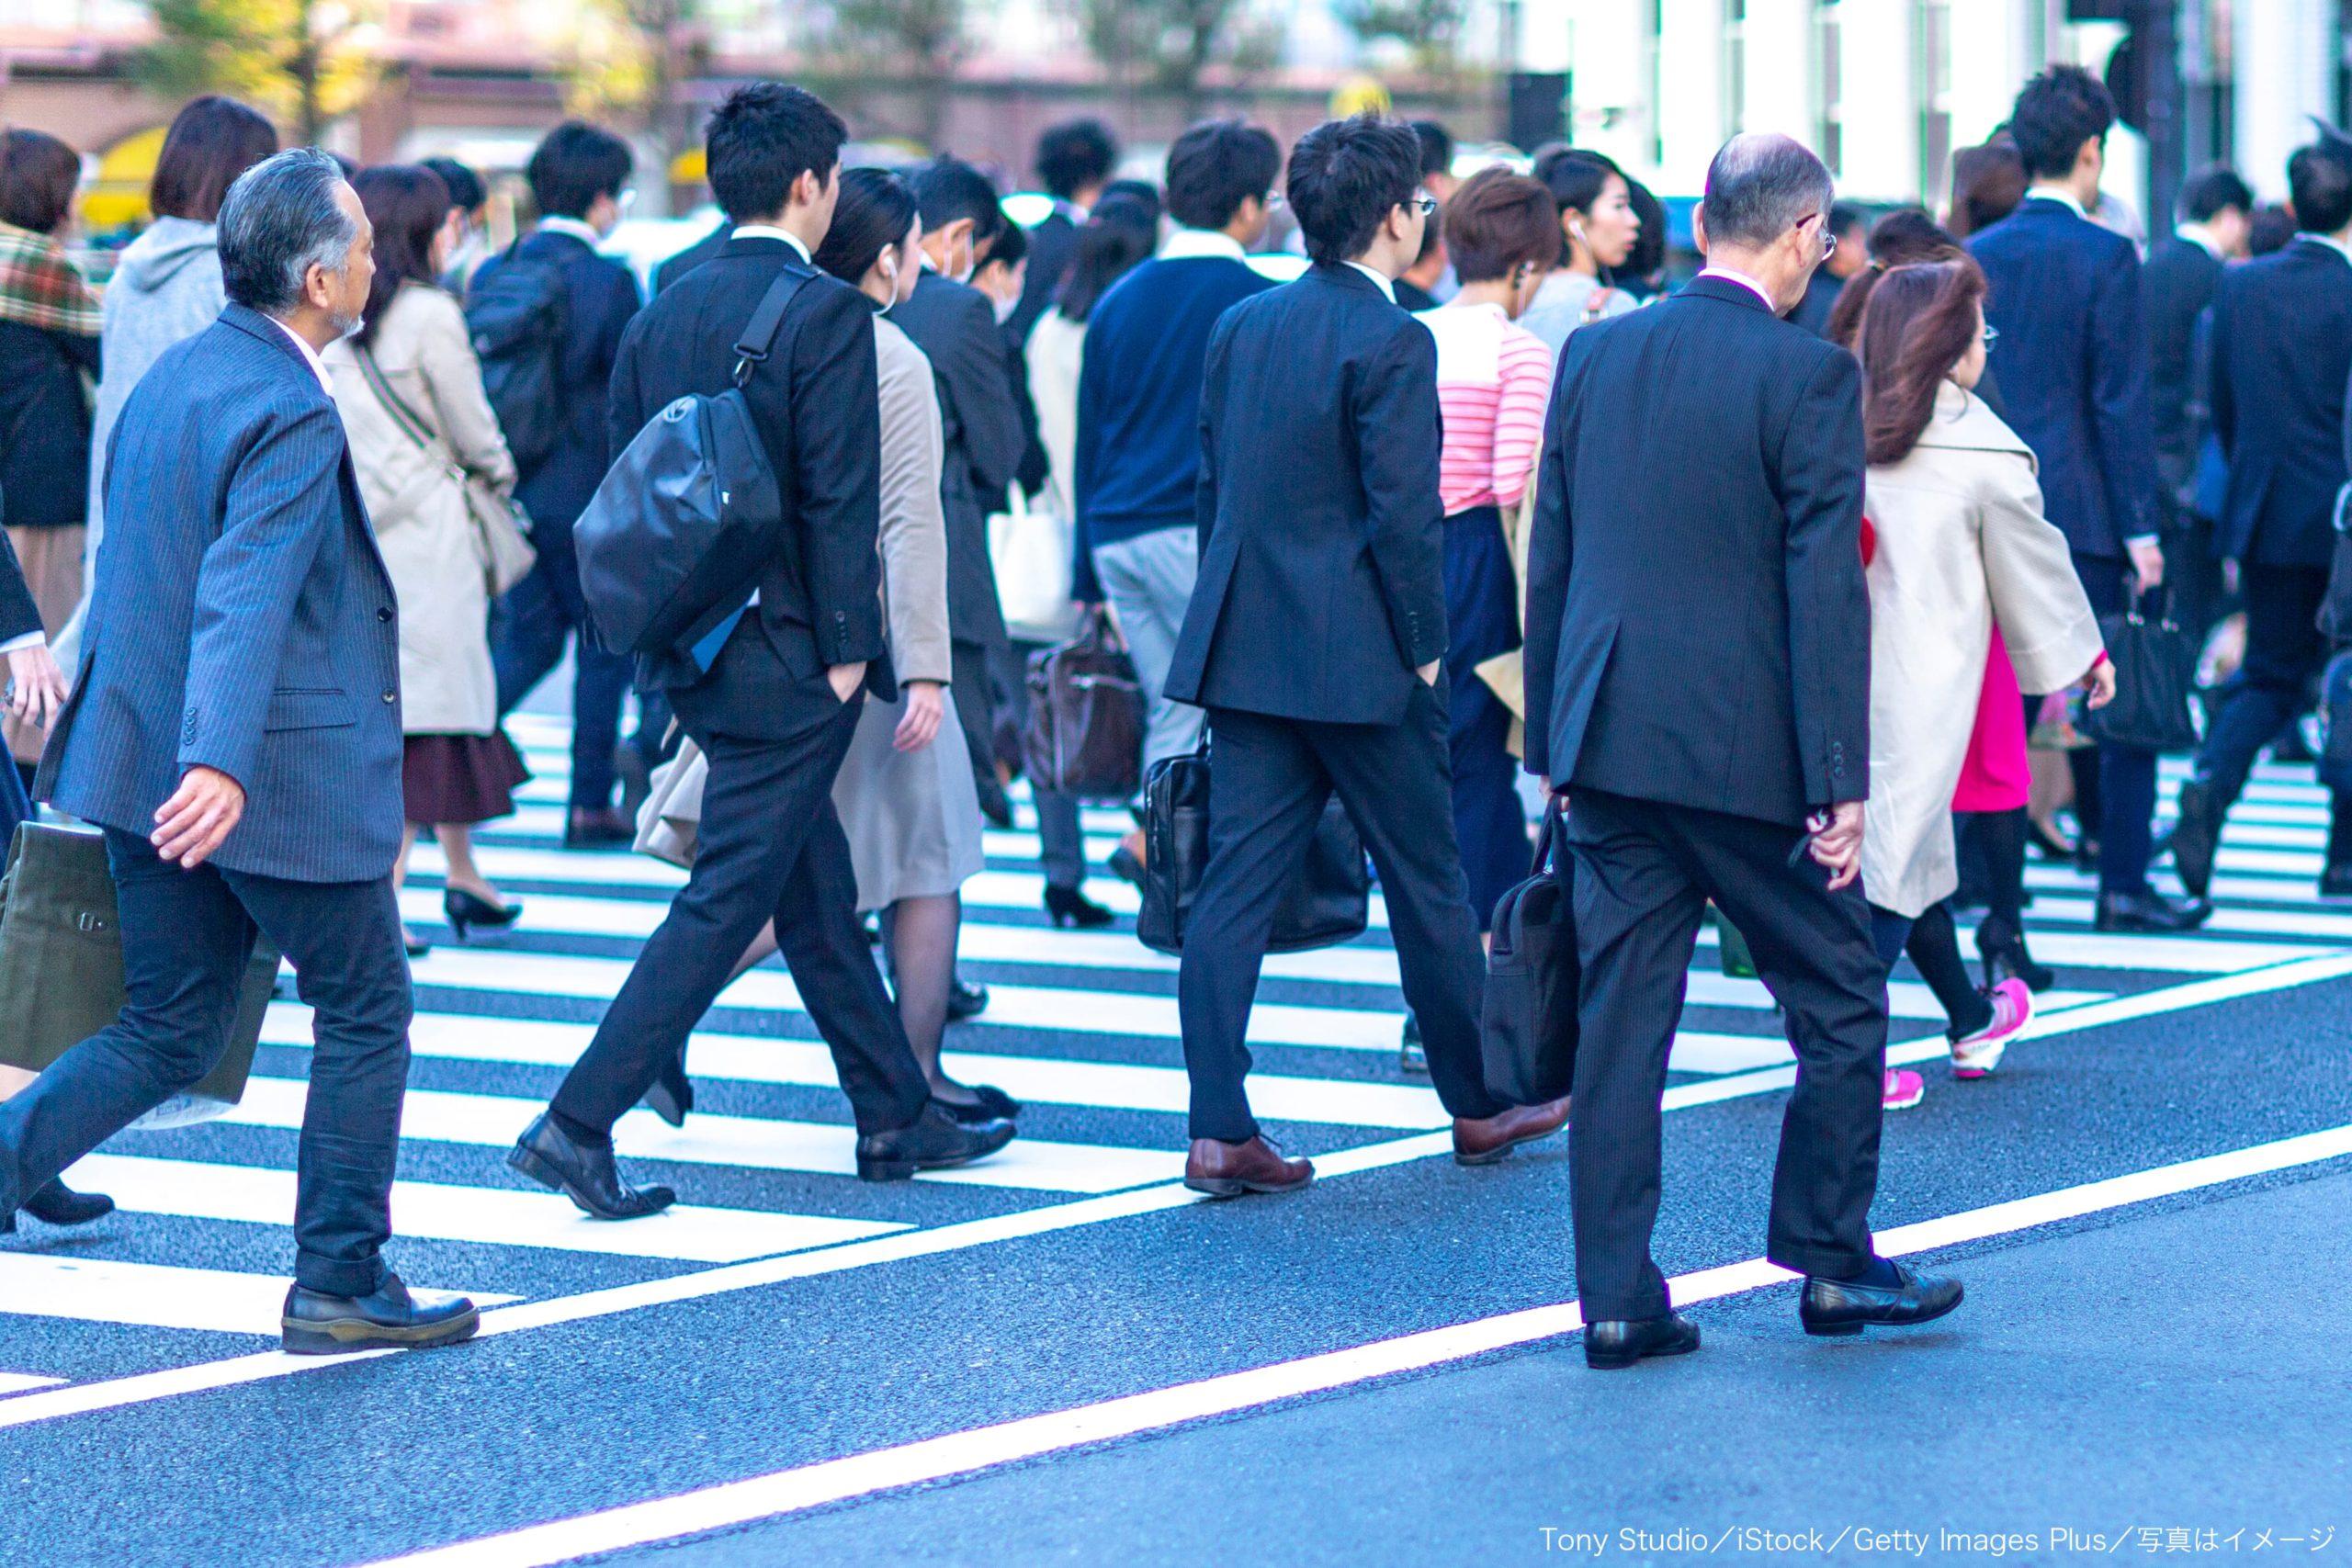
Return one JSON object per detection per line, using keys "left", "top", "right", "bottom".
{"left": 1414, "top": 169, "right": 1560, "bottom": 933}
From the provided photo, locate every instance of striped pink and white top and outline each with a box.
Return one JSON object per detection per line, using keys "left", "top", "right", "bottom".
{"left": 1414, "top": 301, "right": 1555, "bottom": 515}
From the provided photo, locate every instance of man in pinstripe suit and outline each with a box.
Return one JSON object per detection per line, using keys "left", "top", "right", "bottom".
{"left": 0, "top": 151, "right": 479, "bottom": 1356}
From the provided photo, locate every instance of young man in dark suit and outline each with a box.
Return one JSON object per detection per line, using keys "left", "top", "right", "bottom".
{"left": 481, "top": 121, "right": 646, "bottom": 846}
{"left": 4, "top": 151, "right": 479, "bottom": 1353}
{"left": 512, "top": 85, "right": 1013, "bottom": 1215}
{"left": 1008, "top": 118, "right": 1118, "bottom": 345}
{"left": 1969, "top": 67, "right": 2207, "bottom": 931}
{"left": 1167, "top": 115, "right": 1571, "bottom": 1199}
{"left": 1524, "top": 133, "right": 1962, "bottom": 1369}
{"left": 2171, "top": 135, "right": 2352, "bottom": 900}
{"left": 2144, "top": 165, "right": 2253, "bottom": 626}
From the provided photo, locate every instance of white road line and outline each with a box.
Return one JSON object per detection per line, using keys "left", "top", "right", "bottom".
{"left": 0, "top": 1373, "right": 65, "bottom": 1395}
{"left": 62, "top": 1153, "right": 908, "bottom": 1264}
{"left": 221, "top": 1076, "right": 1184, "bottom": 1195}
{"left": 0, "top": 1255, "right": 515, "bottom": 1337}
{"left": 351, "top": 1119, "right": 2352, "bottom": 1568}
{"left": 0, "top": 950, "right": 2337, "bottom": 1437}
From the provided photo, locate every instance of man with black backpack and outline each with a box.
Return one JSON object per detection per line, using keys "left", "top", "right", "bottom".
{"left": 509, "top": 84, "right": 1015, "bottom": 1214}
{"left": 473, "top": 120, "right": 645, "bottom": 848}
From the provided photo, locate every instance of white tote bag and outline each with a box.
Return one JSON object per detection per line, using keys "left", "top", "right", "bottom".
{"left": 988, "top": 484, "right": 1079, "bottom": 644}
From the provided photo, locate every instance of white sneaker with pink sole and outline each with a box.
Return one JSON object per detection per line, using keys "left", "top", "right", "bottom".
{"left": 1951, "top": 977, "right": 2032, "bottom": 1078}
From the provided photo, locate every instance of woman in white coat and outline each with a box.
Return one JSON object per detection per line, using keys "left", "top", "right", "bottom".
{"left": 327, "top": 164, "right": 526, "bottom": 955}
{"left": 1858, "top": 258, "right": 2112, "bottom": 1100}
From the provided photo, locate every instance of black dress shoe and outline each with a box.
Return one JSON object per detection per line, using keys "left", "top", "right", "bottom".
{"left": 2167, "top": 778, "right": 2222, "bottom": 898}
{"left": 855, "top": 1100, "right": 1016, "bottom": 1181}
{"left": 643, "top": 1051, "right": 695, "bottom": 1128}
{"left": 564, "top": 807, "right": 635, "bottom": 848}
{"left": 1799, "top": 1260, "right": 1964, "bottom": 1337}
{"left": 21, "top": 1179, "right": 113, "bottom": 1226}
{"left": 1584, "top": 1313, "right": 1702, "bottom": 1370}
{"left": 940, "top": 1084, "right": 1022, "bottom": 1124}
{"left": 444, "top": 887, "right": 523, "bottom": 943}
{"left": 509, "top": 1112, "right": 676, "bottom": 1219}
{"left": 282, "top": 1273, "right": 480, "bottom": 1356}
{"left": 975, "top": 774, "right": 1014, "bottom": 829}
{"left": 947, "top": 976, "right": 989, "bottom": 1021}
{"left": 2094, "top": 888, "right": 2212, "bottom": 932}
{"left": 404, "top": 931, "right": 432, "bottom": 959}
{"left": 2322, "top": 863, "right": 2352, "bottom": 900}
{"left": 1044, "top": 885, "right": 1114, "bottom": 929}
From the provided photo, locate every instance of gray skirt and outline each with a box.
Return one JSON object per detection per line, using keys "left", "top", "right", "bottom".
{"left": 831, "top": 686, "right": 986, "bottom": 913}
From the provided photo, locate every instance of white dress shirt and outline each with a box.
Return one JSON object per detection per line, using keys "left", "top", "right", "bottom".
{"left": 1159, "top": 228, "right": 1248, "bottom": 264}
{"left": 729, "top": 224, "right": 814, "bottom": 265}
{"left": 2300, "top": 231, "right": 2352, "bottom": 268}
{"left": 270, "top": 314, "right": 335, "bottom": 396}
{"left": 2176, "top": 221, "right": 2226, "bottom": 262}
{"left": 1343, "top": 260, "right": 1398, "bottom": 303}
{"left": 2026, "top": 186, "right": 2091, "bottom": 220}
{"left": 536, "top": 215, "right": 606, "bottom": 249}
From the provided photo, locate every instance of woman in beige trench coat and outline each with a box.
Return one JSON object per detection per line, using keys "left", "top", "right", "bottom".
{"left": 1857, "top": 259, "right": 2112, "bottom": 1100}
{"left": 327, "top": 164, "right": 526, "bottom": 955}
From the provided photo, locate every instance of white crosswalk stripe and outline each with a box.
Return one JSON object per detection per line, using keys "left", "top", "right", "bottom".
{"left": 4, "top": 713, "right": 2346, "bottom": 1386}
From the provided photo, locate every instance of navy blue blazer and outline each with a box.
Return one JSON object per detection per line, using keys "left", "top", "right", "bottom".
{"left": 1967, "top": 197, "right": 2160, "bottom": 560}
{"left": 2209, "top": 237, "right": 2352, "bottom": 569}
{"left": 39, "top": 307, "right": 403, "bottom": 883}
{"left": 475, "top": 229, "right": 641, "bottom": 531}
{"left": 1165, "top": 263, "right": 1449, "bottom": 726}
{"left": 2143, "top": 235, "right": 2226, "bottom": 498}
{"left": 1521, "top": 276, "right": 1871, "bottom": 828}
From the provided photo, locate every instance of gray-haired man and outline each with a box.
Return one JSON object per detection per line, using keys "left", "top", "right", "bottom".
{"left": 1522, "top": 134, "right": 1962, "bottom": 1369}
{"left": 1, "top": 149, "right": 478, "bottom": 1355}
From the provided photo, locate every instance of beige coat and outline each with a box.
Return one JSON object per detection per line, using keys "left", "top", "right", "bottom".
{"left": 876, "top": 315, "right": 953, "bottom": 684}
{"left": 325, "top": 283, "right": 517, "bottom": 735}
{"left": 1862, "top": 383, "right": 2102, "bottom": 918}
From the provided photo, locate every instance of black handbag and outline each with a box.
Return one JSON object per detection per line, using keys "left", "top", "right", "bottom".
{"left": 1135, "top": 742, "right": 1370, "bottom": 956}
{"left": 1021, "top": 608, "right": 1145, "bottom": 801}
{"left": 1480, "top": 802, "right": 1577, "bottom": 1106}
{"left": 2077, "top": 580, "right": 2201, "bottom": 754}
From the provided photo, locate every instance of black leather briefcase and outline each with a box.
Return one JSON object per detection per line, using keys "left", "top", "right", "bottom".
{"left": 1136, "top": 744, "right": 1370, "bottom": 956}
{"left": 2077, "top": 581, "right": 2200, "bottom": 754}
{"left": 1481, "top": 801, "right": 1577, "bottom": 1106}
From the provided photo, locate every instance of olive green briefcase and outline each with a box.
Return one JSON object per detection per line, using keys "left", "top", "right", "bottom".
{"left": 0, "top": 822, "right": 278, "bottom": 1127}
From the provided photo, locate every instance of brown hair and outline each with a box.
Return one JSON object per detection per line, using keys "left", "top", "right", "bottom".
{"left": 351, "top": 164, "right": 454, "bottom": 347}
{"left": 151, "top": 96, "right": 279, "bottom": 223}
{"left": 1, "top": 130, "right": 83, "bottom": 234}
{"left": 1442, "top": 167, "right": 1558, "bottom": 283}
{"left": 1826, "top": 208, "right": 1968, "bottom": 349}
{"left": 1859, "top": 259, "right": 1986, "bottom": 467}
{"left": 1946, "top": 140, "right": 2026, "bottom": 239}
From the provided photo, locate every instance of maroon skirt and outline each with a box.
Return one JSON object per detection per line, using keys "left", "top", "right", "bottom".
{"left": 402, "top": 730, "right": 531, "bottom": 828}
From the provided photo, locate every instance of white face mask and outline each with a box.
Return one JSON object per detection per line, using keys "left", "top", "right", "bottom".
{"left": 989, "top": 288, "right": 1018, "bottom": 325}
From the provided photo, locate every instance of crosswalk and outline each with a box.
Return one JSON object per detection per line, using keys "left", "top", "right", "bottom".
{"left": 3, "top": 709, "right": 2348, "bottom": 1399}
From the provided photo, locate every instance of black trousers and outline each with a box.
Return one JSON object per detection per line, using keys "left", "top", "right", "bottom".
{"left": 0, "top": 829, "right": 412, "bottom": 1297}
{"left": 1178, "top": 682, "right": 1505, "bottom": 1141}
{"left": 548, "top": 697, "right": 931, "bottom": 1136}
{"left": 2195, "top": 562, "right": 2352, "bottom": 847}
{"left": 2075, "top": 556, "right": 2161, "bottom": 897}
{"left": 1562, "top": 790, "right": 1884, "bottom": 1320}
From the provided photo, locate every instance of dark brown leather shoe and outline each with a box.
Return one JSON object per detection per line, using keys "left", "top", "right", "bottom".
{"left": 1184, "top": 1135, "right": 1313, "bottom": 1198}
{"left": 1453, "top": 1094, "right": 1571, "bottom": 1166}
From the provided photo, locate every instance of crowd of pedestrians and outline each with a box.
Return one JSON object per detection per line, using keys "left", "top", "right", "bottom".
{"left": 0, "top": 59, "right": 2346, "bottom": 1368}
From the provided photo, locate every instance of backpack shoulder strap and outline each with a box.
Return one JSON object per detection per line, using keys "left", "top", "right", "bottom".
{"left": 729, "top": 263, "right": 818, "bottom": 387}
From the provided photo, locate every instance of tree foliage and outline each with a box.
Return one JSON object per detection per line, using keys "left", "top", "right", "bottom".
{"left": 1336, "top": 0, "right": 1471, "bottom": 74}
{"left": 136, "top": 0, "right": 379, "bottom": 145}
{"left": 1077, "top": 0, "right": 1279, "bottom": 101}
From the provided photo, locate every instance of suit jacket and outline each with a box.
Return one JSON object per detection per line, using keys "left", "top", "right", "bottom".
{"left": 1165, "top": 264, "right": 1448, "bottom": 725}
{"left": 2143, "top": 235, "right": 2226, "bottom": 498}
{"left": 605, "top": 236, "right": 891, "bottom": 731}
{"left": 2210, "top": 237, "right": 2352, "bottom": 569}
{"left": 655, "top": 220, "right": 734, "bottom": 295}
{"left": 473, "top": 229, "right": 640, "bottom": 530}
{"left": 39, "top": 307, "right": 403, "bottom": 882}
{"left": 1966, "top": 197, "right": 2159, "bottom": 560}
{"left": 891, "top": 270, "right": 1023, "bottom": 647}
{"left": 1007, "top": 207, "right": 1080, "bottom": 346}
{"left": 1521, "top": 275, "right": 1870, "bottom": 828}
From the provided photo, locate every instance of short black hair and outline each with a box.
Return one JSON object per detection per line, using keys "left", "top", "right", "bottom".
{"left": 1, "top": 130, "right": 82, "bottom": 234}
{"left": 1285, "top": 114, "right": 1420, "bottom": 266}
{"left": 812, "top": 166, "right": 919, "bottom": 285}
{"left": 912, "top": 155, "right": 1005, "bottom": 247}
{"left": 1828, "top": 199, "right": 1865, "bottom": 241}
{"left": 1410, "top": 119, "right": 1453, "bottom": 180}
{"left": 2007, "top": 65, "right": 2113, "bottom": 181}
{"left": 2289, "top": 140, "right": 2352, "bottom": 236}
{"left": 421, "top": 155, "right": 486, "bottom": 215}
{"left": 1036, "top": 119, "right": 1118, "bottom": 200}
{"left": 706, "top": 83, "right": 846, "bottom": 224}
{"left": 2178, "top": 165, "right": 2253, "bottom": 223}
{"left": 1164, "top": 118, "right": 1282, "bottom": 231}
{"left": 2251, "top": 202, "right": 2298, "bottom": 255}
{"left": 1101, "top": 177, "right": 1162, "bottom": 226}
{"left": 981, "top": 210, "right": 1027, "bottom": 269}
{"left": 526, "top": 121, "right": 633, "bottom": 220}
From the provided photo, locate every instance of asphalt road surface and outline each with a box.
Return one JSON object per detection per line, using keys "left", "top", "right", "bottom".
{"left": 1, "top": 712, "right": 2346, "bottom": 1567}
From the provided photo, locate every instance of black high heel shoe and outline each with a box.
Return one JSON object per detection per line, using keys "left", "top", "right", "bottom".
{"left": 444, "top": 887, "right": 523, "bottom": 943}
{"left": 1044, "top": 885, "right": 1114, "bottom": 929}
{"left": 1976, "top": 919, "right": 2054, "bottom": 993}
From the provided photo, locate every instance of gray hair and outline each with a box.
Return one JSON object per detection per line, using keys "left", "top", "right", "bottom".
{"left": 218, "top": 148, "right": 358, "bottom": 316}
{"left": 1699, "top": 133, "right": 1835, "bottom": 251}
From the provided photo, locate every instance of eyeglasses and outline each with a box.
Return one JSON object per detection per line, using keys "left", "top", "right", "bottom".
{"left": 1802, "top": 210, "right": 1838, "bottom": 259}
{"left": 1413, "top": 194, "right": 1439, "bottom": 217}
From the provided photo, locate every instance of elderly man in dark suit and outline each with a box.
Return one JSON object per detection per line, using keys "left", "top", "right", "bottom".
{"left": 2172, "top": 135, "right": 2352, "bottom": 901}
{"left": 1525, "top": 132, "right": 1963, "bottom": 1370}
{"left": 1167, "top": 115, "right": 1571, "bottom": 1200}
{"left": 1969, "top": 67, "right": 2206, "bottom": 931}
{"left": 0, "top": 150, "right": 479, "bottom": 1355}
{"left": 511, "top": 86, "right": 1012, "bottom": 1214}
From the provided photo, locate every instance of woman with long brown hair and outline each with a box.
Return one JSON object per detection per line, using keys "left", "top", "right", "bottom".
{"left": 1857, "top": 258, "right": 2111, "bottom": 1103}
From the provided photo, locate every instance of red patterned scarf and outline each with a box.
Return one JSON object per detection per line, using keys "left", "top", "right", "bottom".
{"left": 0, "top": 221, "right": 100, "bottom": 338}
